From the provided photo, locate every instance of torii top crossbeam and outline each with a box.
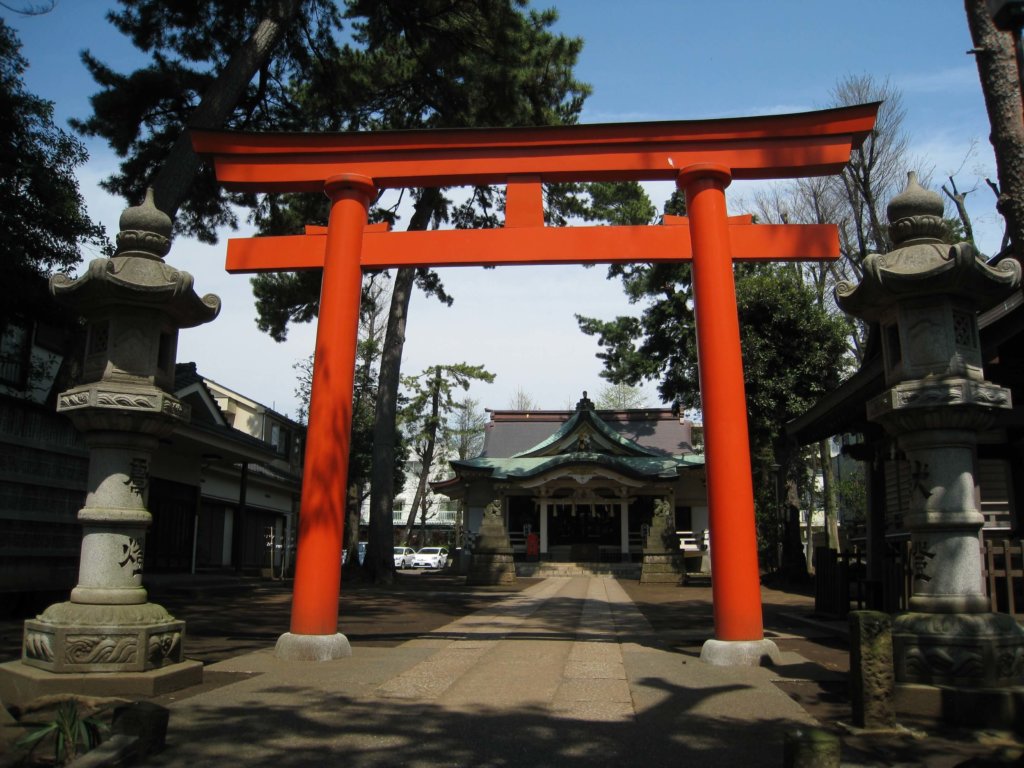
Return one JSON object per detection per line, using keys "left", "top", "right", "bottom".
{"left": 192, "top": 103, "right": 878, "bottom": 664}
{"left": 192, "top": 102, "right": 879, "bottom": 191}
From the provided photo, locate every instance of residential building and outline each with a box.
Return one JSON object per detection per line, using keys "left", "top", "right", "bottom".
{"left": 0, "top": 308, "right": 303, "bottom": 609}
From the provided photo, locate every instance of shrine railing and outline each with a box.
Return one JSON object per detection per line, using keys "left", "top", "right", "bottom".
{"left": 814, "top": 537, "right": 1023, "bottom": 620}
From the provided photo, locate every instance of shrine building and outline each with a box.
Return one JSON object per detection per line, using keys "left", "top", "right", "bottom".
{"left": 434, "top": 392, "right": 707, "bottom": 562}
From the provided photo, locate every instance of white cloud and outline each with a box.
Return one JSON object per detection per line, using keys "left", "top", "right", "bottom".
{"left": 895, "top": 65, "right": 980, "bottom": 95}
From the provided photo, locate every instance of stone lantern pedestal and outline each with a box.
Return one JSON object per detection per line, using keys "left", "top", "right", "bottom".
{"left": 837, "top": 173, "right": 1024, "bottom": 726}
{"left": 640, "top": 499, "right": 684, "bottom": 584}
{"left": 0, "top": 191, "right": 219, "bottom": 703}
{"left": 467, "top": 500, "right": 517, "bottom": 585}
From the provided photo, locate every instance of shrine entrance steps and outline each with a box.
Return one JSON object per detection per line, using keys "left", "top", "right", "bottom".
{"left": 516, "top": 561, "right": 641, "bottom": 578}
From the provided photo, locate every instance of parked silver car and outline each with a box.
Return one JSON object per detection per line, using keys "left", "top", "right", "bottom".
{"left": 411, "top": 546, "right": 449, "bottom": 569}
{"left": 393, "top": 546, "right": 416, "bottom": 569}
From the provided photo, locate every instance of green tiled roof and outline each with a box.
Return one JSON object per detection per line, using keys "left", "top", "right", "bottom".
{"left": 451, "top": 451, "right": 703, "bottom": 481}
{"left": 513, "top": 406, "right": 664, "bottom": 458}
{"left": 444, "top": 395, "right": 703, "bottom": 488}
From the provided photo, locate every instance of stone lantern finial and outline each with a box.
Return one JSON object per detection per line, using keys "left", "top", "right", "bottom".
{"left": 115, "top": 188, "right": 172, "bottom": 260}
{"left": 886, "top": 171, "right": 946, "bottom": 246}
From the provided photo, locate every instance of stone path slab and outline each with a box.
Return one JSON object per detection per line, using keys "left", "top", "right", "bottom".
{"left": 146, "top": 576, "right": 819, "bottom": 768}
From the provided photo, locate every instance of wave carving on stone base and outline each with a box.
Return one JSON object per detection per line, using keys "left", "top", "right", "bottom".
{"left": 65, "top": 634, "right": 137, "bottom": 665}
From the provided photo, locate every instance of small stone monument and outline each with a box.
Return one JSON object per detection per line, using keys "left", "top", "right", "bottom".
{"left": 640, "top": 499, "right": 684, "bottom": 584}
{"left": 848, "top": 610, "right": 896, "bottom": 729}
{"left": 466, "top": 499, "right": 517, "bottom": 585}
{"left": 0, "top": 190, "right": 218, "bottom": 700}
{"left": 836, "top": 173, "right": 1024, "bottom": 705}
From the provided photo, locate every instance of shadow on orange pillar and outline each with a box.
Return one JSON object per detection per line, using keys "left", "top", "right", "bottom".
{"left": 677, "top": 164, "right": 765, "bottom": 643}
{"left": 289, "top": 173, "right": 375, "bottom": 638}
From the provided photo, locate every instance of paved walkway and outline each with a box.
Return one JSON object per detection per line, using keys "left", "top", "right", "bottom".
{"left": 147, "top": 576, "right": 821, "bottom": 768}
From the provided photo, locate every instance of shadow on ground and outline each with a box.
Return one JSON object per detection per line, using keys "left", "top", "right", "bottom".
{"left": 149, "top": 678, "right": 801, "bottom": 768}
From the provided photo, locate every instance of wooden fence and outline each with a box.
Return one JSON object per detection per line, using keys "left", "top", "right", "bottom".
{"left": 814, "top": 537, "right": 1022, "bottom": 619}
{"left": 984, "top": 538, "right": 1023, "bottom": 617}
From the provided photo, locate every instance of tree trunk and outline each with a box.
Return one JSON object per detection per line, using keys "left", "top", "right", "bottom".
{"left": 151, "top": 0, "right": 302, "bottom": 217}
{"left": 942, "top": 178, "right": 976, "bottom": 245}
{"left": 965, "top": 0, "right": 1024, "bottom": 260}
{"left": 778, "top": 462, "right": 809, "bottom": 582}
{"left": 819, "top": 439, "right": 840, "bottom": 551}
{"left": 365, "top": 196, "right": 439, "bottom": 583}
{"left": 403, "top": 367, "right": 441, "bottom": 544}
{"left": 365, "top": 267, "right": 414, "bottom": 583}
{"left": 342, "top": 482, "right": 361, "bottom": 574}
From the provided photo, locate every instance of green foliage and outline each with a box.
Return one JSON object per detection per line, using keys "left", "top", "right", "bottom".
{"left": 73, "top": 0, "right": 343, "bottom": 242}
{"left": 576, "top": 260, "right": 697, "bottom": 409}
{"left": 400, "top": 362, "right": 493, "bottom": 539}
{"left": 16, "top": 700, "right": 109, "bottom": 765}
{"left": 584, "top": 181, "right": 657, "bottom": 226}
{"left": 579, "top": 260, "right": 851, "bottom": 531}
{"left": 445, "top": 395, "right": 487, "bottom": 460}
{"left": 734, "top": 265, "right": 851, "bottom": 452}
{"left": 595, "top": 382, "right": 647, "bottom": 410}
{"left": 250, "top": 0, "right": 591, "bottom": 339}
{"left": 401, "top": 363, "right": 495, "bottom": 450}
{"left": 0, "top": 19, "right": 107, "bottom": 324}
{"left": 835, "top": 458, "right": 867, "bottom": 524}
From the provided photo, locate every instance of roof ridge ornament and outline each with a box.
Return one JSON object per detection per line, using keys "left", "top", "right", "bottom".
{"left": 575, "top": 391, "right": 594, "bottom": 411}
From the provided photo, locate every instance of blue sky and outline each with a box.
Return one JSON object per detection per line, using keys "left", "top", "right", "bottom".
{"left": 3, "top": 2, "right": 1003, "bottom": 417}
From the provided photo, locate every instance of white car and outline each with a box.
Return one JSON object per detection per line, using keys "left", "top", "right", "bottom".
{"left": 393, "top": 546, "right": 416, "bottom": 568}
{"left": 411, "top": 546, "right": 449, "bottom": 569}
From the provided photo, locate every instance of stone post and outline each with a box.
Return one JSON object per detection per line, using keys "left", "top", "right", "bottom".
{"left": 849, "top": 610, "right": 896, "bottom": 729}
{"left": 6, "top": 191, "right": 218, "bottom": 696}
{"left": 836, "top": 173, "right": 1024, "bottom": 690}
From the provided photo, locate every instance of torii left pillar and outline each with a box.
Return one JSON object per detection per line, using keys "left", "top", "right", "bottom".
{"left": 275, "top": 173, "right": 374, "bottom": 661}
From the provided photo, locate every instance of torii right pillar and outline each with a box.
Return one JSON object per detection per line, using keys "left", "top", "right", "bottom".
{"left": 678, "top": 164, "right": 781, "bottom": 666}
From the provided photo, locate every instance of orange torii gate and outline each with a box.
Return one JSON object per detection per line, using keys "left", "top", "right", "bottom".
{"left": 192, "top": 102, "right": 878, "bottom": 664}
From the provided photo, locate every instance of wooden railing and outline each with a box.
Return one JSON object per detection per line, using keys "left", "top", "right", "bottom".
{"left": 814, "top": 537, "right": 1023, "bottom": 619}
{"left": 984, "top": 538, "right": 1023, "bottom": 618}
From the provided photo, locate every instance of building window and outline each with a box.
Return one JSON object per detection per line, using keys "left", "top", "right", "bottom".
{"left": 0, "top": 319, "right": 30, "bottom": 388}
{"left": 270, "top": 422, "right": 290, "bottom": 457}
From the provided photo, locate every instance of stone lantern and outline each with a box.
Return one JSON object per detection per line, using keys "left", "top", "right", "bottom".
{"left": 13, "top": 191, "right": 219, "bottom": 694}
{"left": 836, "top": 172, "right": 1024, "bottom": 690}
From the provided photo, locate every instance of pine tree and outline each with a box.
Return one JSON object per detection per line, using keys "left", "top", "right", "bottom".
{"left": 0, "top": 18, "right": 106, "bottom": 325}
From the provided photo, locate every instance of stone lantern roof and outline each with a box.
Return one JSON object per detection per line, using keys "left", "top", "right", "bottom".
{"left": 836, "top": 172, "right": 1020, "bottom": 320}
{"left": 50, "top": 189, "right": 220, "bottom": 328}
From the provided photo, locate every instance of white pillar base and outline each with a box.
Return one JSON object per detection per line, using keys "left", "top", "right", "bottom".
{"left": 275, "top": 632, "right": 352, "bottom": 661}
{"left": 700, "top": 638, "right": 780, "bottom": 667}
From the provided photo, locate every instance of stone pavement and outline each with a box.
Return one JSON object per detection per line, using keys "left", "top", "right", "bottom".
{"left": 4, "top": 574, "right": 1022, "bottom": 766}
{"left": 145, "top": 575, "right": 821, "bottom": 768}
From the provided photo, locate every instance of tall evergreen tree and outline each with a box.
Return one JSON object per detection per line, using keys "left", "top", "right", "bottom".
{"left": 399, "top": 363, "right": 493, "bottom": 546}
{"left": 77, "top": 0, "right": 590, "bottom": 584}
{"left": 271, "top": 0, "right": 589, "bottom": 582}
{"left": 72, "top": 0, "right": 343, "bottom": 240}
{"left": 0, "top": 18, "right": 106, "bottom": 325}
